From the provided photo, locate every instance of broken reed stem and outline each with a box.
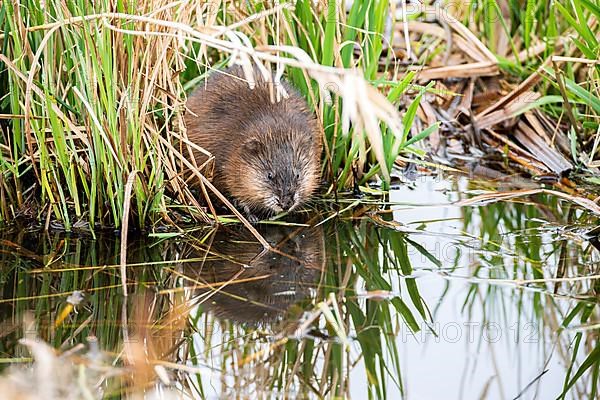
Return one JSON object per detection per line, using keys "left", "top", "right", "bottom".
{"left": 197, "top": 172, "right": 271, "bottom": 250}
{"left": 120, "top": 171, "right": 140, "bottom": 297}
{"left": 154, "top": 134, "right": 270, "bottom": 249}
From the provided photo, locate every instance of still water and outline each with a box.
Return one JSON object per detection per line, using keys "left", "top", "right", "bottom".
{"left": 0, "top": 176, "right": 598, "bottom": 399}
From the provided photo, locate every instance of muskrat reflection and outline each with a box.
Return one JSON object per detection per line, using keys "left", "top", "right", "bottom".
{"left": 183, "top": 224, "right": 325, "bottom": 326}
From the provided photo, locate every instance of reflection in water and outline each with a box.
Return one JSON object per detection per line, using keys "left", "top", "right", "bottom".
{"left": 184, "top": 224, "right": 325, "bottom": 325}
{"left": 0, "top": 180, "right": 598, "bottom": 399}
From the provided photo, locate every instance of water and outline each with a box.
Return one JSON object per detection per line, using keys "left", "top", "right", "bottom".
{"left": 0, "top": 176, "right": 598, "bottom": 399}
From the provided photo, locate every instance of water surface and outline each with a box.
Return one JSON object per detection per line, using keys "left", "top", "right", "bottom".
{"left": 0, "top": 176, "right": 598, "bottom": 399}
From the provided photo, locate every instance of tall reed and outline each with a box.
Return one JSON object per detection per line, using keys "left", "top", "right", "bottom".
{"left": 0, "top": 0, "right": 424, "bottom": 230}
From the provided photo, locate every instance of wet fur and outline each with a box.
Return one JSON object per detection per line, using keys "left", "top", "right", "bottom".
{"left": 185, "top": 66, "right": 322, "bottom": 216}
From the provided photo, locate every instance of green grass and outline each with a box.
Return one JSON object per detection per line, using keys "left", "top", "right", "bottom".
{"left": 0, "top": 0, "right": 186, "bottom": 230}
{"left": 1, "top": 1, "right": 598, "bottom": 230}
{"left": 464, "top": 0, "right": 600, "bottom": 169}
{"left": 0, "top": 0, "right": 427, "bottom": 230}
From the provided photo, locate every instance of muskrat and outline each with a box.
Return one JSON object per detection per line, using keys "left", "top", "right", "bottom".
{"left": 185, "top": 66, "right": 322, "bottom": 218}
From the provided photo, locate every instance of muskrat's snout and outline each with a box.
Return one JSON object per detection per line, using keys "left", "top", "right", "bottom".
{"left": 279, "top": 192, "right": 297, "bottom": 211}
{"left": 272, "top": 190, "right": 298, "bottom": 212}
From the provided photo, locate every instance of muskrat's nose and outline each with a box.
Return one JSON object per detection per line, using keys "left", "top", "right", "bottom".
{"left": 280, "top": 195, "right": 295, "bottom": 211}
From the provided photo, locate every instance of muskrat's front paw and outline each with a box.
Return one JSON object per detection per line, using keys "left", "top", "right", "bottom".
{"left": 239, "top": 204, "right": 260, "bottom": 224}
{"left": 246, "top": 214, "right": 260, "bottom": 224}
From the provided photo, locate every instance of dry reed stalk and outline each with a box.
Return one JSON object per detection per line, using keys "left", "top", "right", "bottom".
{"left": 395, "top": 5, "right": 499, "bottom": 81}
{"left": 2, "top": 1, "right": 420, "bottom": 233}
{"left": 457, "top": 188, "right": 600, "bottom": 215}
{"left": 120, "top": 170, "right": 139, "bottom": 297}
{"left": 16, "top": 9, "right": 407, "bottom": 180}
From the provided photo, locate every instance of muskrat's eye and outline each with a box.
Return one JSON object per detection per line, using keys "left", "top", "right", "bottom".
{"left": 268, "top": 173, "right": 273, "bottom": 180}
{"left": 296, "top": 173, "right": 300, "bottom": 180}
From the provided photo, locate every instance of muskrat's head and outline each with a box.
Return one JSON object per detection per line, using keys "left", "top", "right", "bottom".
{"left": 230, "top": 121, "right": 321, "bottom": 215}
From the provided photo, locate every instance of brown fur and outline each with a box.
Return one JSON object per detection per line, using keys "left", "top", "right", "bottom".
{"left": 185, "top": 66, "right": 322, "bottom": 216}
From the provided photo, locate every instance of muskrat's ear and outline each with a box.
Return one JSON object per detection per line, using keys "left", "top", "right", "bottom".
{"left": 243, "top": 138, "right": 263, "bottom": 155}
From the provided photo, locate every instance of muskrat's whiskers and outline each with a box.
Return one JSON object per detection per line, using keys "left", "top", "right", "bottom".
{"left": 302, "top": 202, "right": 321, "bottom": 214}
